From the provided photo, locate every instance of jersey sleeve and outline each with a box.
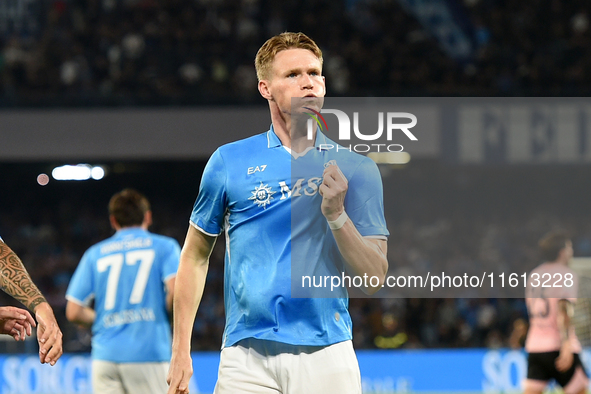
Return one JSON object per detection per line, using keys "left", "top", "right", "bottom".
{"left": 345, "top": 157, "right": 389, "bottom": 238}
{"left": 160, "top": 239, "right": 181, "bottom": 283}
{"left": 65, "top": 249, "right": 95, "bottom": 306}
{"left": 190, "top": 149, "right": 227, "bottom": 236}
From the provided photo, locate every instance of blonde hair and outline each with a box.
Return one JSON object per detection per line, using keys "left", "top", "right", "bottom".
{"left": 255, "top": 32, "right": 323, "bottom": 81}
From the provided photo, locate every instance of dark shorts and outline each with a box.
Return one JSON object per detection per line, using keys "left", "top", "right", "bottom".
{"left": 527, "top": 352, "right": 587, "bottom": 387}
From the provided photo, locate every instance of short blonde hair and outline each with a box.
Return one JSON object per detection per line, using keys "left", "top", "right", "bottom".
{"left": 255, "top": 32, "right": 323, "bottom": 81}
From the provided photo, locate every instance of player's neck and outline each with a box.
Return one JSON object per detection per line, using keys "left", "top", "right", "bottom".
{"left": 270, "top": 108, "right": 314, "bottom": 153}
{"left": 114, "top": 224, "right": 148, "bottom": 232}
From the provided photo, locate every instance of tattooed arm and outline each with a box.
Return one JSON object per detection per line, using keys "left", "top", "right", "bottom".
{"left": 0, "top": 240, "right": 47, "bottom": 311}
{"left": 0, "top": 240, "right": 63, "bottom": 365}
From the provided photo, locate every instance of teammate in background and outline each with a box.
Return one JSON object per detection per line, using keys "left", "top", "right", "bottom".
{"left": 66, "top": 189, "right": 180, "bottom": 394}
{"left": 0, "top": 238, "right": 63, "bottom": 365}
{"left": 167, "top": 32, "right": 388, "bottom": 394}
{"left": 524, "top": 231, "right": 589, "bottom": 394}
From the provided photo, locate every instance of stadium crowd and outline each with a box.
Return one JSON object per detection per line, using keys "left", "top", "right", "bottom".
{"left": 1, "top": 162, "right": 590, "bottom": 353}
{"left": 1, "top": 0, "right": 591, "bottom": 107}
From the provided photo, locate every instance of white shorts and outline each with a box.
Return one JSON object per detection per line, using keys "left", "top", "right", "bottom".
{"left": 92, "top": 360, "right": 169, "bottom": 394}
{"left": 214, "top": 338, "right": 362, "bottom": 394}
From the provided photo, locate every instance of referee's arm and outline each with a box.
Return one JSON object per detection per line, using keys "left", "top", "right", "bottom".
{"left": 167, "top": 225, "right": 216, "bottom": 394}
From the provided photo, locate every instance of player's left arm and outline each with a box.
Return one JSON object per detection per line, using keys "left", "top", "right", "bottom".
{"left": 0, "top": 240, "right": 63, "bottom": 365}
{"left": 319, "top": 164, "right": 388, "bottom": 295}
{"left": 555, "top": 298, "right": 575, "bottom": 372}
{"left": 0, "top": 240, "right": 49, "bottom": 315}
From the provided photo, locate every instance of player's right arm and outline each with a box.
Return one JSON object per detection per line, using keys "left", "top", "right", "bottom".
{"left": 165, "top": 277, "right": 176, "bottom": 313}
{"left": 65, "top": 249, "right": 97, "bottom": 328}
{"left": 65, "top": 300, "right": 96, "bottom": 328}
{"left": 167, "top": 225, "right": 216, "bottom": 394}
{"left": 555, "top": 298, "right": 575, "bottom": 372}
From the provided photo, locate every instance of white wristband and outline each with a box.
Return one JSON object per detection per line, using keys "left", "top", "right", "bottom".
{"left": 327, "top": 211, "right": 348, "bottom": 230}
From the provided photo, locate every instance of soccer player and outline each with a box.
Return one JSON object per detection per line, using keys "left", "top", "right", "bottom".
{"left": 66, "top": 189, "right": 180, "bottom": 394}
{"left": 167, "top": 32, "right": 389, "bottom": 394}
{"left": 524, "top": 231, "right": 589, "bottom": 394}
{"left": 0, "top": 238, "right": 63, "bottom": 364}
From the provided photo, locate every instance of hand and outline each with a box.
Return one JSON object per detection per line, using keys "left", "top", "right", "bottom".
{"left": 35, "top": 303, "right": 63, "bottom": 366}
{"left": 319, "top": 164, "right": 348, "bottom": 221}
{"left": 0, "top": 306, "right": 36, "bottom": 341}
{"left": 555, "top": 342, "right": 574, "bottom": 372}
{"left": 167, "top": 351, "right": 193, "bottom": 394}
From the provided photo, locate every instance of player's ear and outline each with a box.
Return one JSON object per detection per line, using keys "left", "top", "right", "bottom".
{"left": 109, "top": 215, "right": 120, "bottom": 231}
{"left": 143, "top": 211, "right": 153, "bottom": 229}
{"left": 258, "top": 79, "right": 273, "bottom": 100}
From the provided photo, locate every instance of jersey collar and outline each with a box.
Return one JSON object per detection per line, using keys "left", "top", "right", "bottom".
{"left": 267, "top": 125, "right": 282, "bottom": 148}
{"left": 115, "top": 227, "right": 146, "bottom": 236}
{"left": 266, "top": 125, "right": 329, "bottom": 150}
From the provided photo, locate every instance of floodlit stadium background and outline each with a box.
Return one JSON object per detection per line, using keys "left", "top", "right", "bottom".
{"left": 2, "top": 0, "right": 591, "bottom": 393}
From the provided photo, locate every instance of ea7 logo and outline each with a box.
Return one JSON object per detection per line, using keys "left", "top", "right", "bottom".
{"left": 278, "top": 178, "right": 322, "bottom": 200}
{"left": 307, "top": 110, "right": 417, "bottom": 141}
{"left": 247, "top": 165, "right": 267, "bottom": 175}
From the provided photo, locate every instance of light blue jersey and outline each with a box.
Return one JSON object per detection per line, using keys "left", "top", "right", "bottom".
{"left": 66, "top": 228, "right": 180, "bottom": 363}
{"left": 191, "top": 127, "right": 389, "bottom": 348}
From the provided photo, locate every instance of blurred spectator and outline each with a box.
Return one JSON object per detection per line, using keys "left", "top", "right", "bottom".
{"left": 508, "top": 318, "right": 528, "bottom": 349}
{"left": 374, "top": 313, "right": 408, "bottom": 349}
{"left": 4, "top": 0, "right": 591, "bottom": 106}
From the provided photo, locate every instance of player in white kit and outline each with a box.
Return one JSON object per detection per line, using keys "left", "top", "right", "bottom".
{"left": 524, "top": 231, "right": 589, "bottom": 394}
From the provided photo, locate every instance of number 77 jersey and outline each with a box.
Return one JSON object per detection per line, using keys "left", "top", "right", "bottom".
{"left": 66, "top": 228, "right": 181, "bottom": 363}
